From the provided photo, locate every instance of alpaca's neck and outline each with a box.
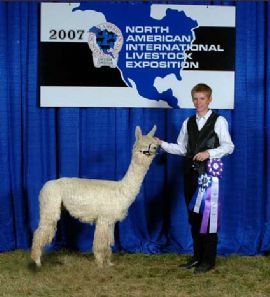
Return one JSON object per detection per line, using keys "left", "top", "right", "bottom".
{"left": 120, "top": 155, "right": 153, "bottom": 207}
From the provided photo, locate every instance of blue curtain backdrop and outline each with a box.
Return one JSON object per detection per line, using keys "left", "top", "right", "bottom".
{"left": 0, "top": 1, "right": 270, "bottom": 256}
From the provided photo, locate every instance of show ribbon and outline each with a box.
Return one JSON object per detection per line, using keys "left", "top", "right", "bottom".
{"left": 189, "top": 158, "right": 223, "bottom": 234}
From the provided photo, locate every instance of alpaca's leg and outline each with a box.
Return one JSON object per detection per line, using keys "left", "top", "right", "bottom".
{"left": 31, "top": 223, "right": 57, "bottom": 266}
{"left": 105, "top": 223, "right": 115, "bottom": 266}
{"left": 93, "top": 218, "right": 111, "bottom": 268}
{"left": 31, "top": 186, "right": 62, "bottom": 266}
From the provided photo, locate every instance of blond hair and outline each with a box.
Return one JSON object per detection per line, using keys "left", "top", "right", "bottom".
{"left": 191, "top": 83, "right": 212, "bottom": 98}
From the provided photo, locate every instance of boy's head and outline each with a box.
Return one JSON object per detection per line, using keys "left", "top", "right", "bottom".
{"left": 191, "top": 83, "right": 212, "bottom": 98}
{"left": 191, "top": 83, "right": 212, "bottom": 115}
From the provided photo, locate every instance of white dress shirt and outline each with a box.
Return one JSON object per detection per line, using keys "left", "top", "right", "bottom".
{"left": 161, "top": 110, "right": 234, "bottom": 159}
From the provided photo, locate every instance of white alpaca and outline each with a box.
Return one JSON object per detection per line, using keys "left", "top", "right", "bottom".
{"left": 31, "top": 125, "right": 158, "bottom": 267}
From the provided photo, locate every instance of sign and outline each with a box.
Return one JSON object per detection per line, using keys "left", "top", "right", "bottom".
{"left": 40, "top": 3, "right": 235, "bottom": 108}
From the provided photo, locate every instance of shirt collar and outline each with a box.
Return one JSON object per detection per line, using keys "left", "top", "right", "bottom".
{"left": 196, "top": 109, "right": 212, "bottom": 121}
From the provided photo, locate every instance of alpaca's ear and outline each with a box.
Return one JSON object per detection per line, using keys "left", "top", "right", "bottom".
{"left": 135, "top": 126, "right": 142, "bottom": 140}
{"left": 147, "top": 125, "right": 157, "bottom": 137}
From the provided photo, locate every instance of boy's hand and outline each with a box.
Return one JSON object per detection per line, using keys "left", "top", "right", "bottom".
{"left": 193, "top": 151, "right": 210, "bottom": 162}
{"left": 154, "top": 137, "right": 163, "bottom": 145}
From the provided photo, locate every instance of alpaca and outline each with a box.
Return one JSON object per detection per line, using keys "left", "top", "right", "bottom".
{"left": 31, "top": 125, "right": 159, "bottom": 267}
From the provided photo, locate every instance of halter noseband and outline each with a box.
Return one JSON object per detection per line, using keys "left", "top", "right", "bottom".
{"left": 140, "top": 144, "right": 157, "bottom": 156}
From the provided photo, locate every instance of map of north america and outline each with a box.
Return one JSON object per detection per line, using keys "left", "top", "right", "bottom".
{"left": 74, "top": 3, "right": 198, "bottom": 108}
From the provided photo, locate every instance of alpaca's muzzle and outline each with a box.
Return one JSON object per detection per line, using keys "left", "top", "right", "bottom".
{"left": 140, "top": 143, "right": 158, "bottom": 156}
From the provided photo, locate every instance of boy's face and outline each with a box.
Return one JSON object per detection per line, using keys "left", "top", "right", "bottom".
{"left": 192, "top": 91, "right": 212, "bottom": 115}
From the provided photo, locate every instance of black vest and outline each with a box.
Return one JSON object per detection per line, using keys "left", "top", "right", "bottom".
{"left": 186, "top": 112, "right": 220, "bottom": 174}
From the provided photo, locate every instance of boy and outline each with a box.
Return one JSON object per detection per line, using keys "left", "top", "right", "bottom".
{"left": 156, "top": 83, "right": 234, "bottom": 273}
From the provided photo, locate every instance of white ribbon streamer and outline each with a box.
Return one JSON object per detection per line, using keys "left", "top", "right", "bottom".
{"left": 194, "top": 188, "right": 205, "bottom": 214}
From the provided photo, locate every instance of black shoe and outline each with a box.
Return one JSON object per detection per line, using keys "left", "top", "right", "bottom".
{"left": 179, "top": 258, "right": 200, "bottom": 269}
{"left": 194, "top": 263, "right": 214, "bottom": 274}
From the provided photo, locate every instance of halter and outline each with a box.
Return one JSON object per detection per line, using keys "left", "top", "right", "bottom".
{"left": 140, "top": 143, "right": 158, "bottom": 156}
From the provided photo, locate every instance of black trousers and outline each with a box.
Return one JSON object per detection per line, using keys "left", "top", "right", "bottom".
{"left": 184, "top": 162, "right": 217, "bottom": 266}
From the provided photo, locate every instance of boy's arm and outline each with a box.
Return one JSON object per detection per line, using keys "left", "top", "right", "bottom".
{"left": 159, "top": 119, "right": 188, "bottom": 156}
{"left": 207, "top": 116, "right": 234, "bottom": 159}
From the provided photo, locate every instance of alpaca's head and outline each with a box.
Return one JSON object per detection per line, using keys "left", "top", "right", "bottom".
{"left": 132, "top": 125, "right": 159, "bottom": 165}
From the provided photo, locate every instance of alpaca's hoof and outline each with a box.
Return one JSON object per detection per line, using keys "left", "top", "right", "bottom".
{"left": 34, "top": 259, "right": 41, "bottom": 267}
{"left": 107, "top": 261, "right": 114, "bottom": 267}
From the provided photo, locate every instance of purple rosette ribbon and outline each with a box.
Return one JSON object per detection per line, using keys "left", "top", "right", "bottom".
{"left": 189, "top": 158, "right": 223, "bottom": 234}
{"left": 207, "top": 158, "right": 223, "bottom": 178}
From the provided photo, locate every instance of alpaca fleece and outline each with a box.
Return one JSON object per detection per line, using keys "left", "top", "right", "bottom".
{"left": 31, "top": 125, "right": 158, "bottom": 267}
